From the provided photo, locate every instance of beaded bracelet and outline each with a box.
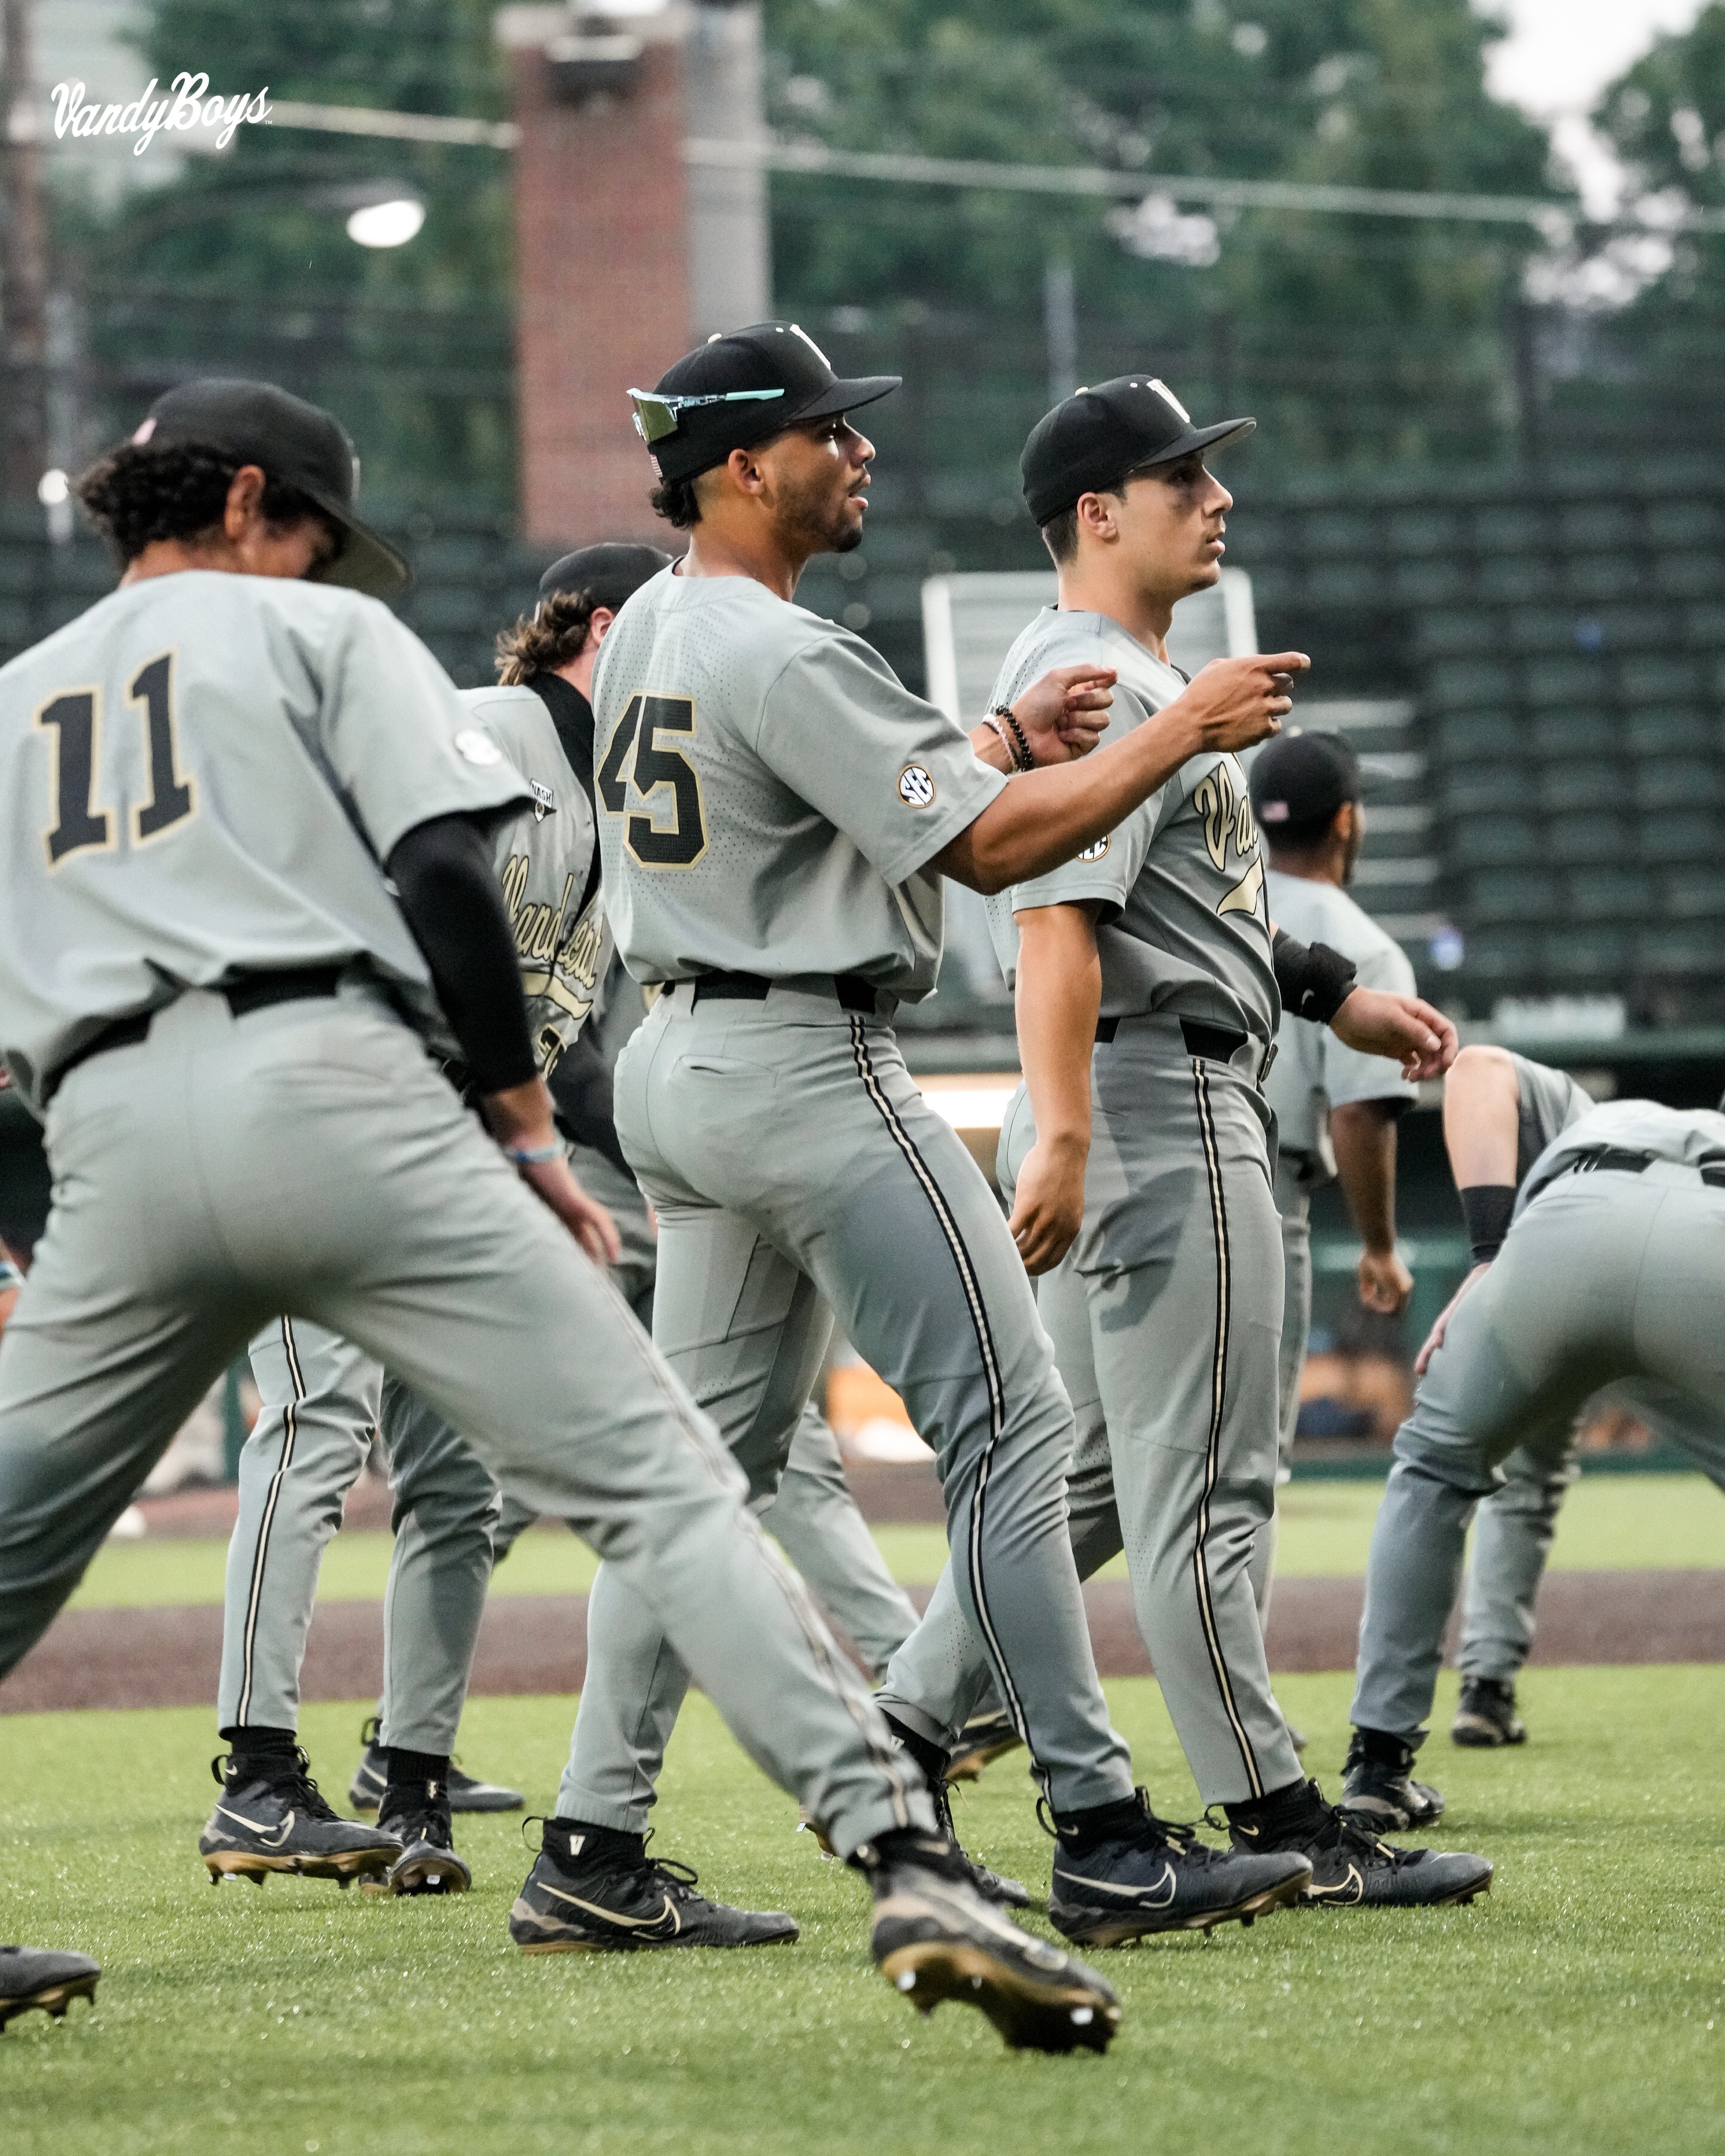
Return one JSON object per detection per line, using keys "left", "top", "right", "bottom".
{"left": 988, "top": 704, "right": 1036, "bottom": 772}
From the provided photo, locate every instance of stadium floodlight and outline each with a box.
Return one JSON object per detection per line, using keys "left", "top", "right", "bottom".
{"left": 346, "top": 196, "right": 426, "bottom": 248}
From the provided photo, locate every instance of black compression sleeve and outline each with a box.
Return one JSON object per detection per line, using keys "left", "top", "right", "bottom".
{"left": 545, "top": 1031, "right": 633, "bottom": 1179}
{"left": 1272, "top": 929, "right": 1359, "bottom": 1024}
{"left": 1458, "top": 1184, "right": 1517, "bottom": 1265}
{"left": 386, "top": 814, "right": 537, "bottom": 1097}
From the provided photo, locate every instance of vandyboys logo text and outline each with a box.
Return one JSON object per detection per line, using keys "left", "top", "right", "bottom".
{"left": 50, "top": 74, "right": 273, "bottom": 157}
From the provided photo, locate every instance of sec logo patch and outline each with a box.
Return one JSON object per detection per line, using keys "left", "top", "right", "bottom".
{"left": 1078, "top": 834, "right": 1110, "bottom": 862}
{"left": 454, "top": 728, "right": 503, "bottom": 767}
{"left": 897, "top": 763, "right": 936, "bottom": 808}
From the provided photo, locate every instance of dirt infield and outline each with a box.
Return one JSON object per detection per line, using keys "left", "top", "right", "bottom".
{"left": 4, "top": 1569, "right": 1721, "bottom": 1715}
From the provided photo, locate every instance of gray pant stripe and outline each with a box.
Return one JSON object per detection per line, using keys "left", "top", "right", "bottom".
{"left": 235, "top": 1316, "right": 305, "bottom": 1729}
{"left": 1191, "top": 1063, "right": 1264, "bottom": 1797}
{"left": 846, "top": 1019, "right": 1038, "bottom": 1782}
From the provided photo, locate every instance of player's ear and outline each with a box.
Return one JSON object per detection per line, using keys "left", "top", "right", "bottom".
{"left": 224, "top": 464, "right": 268, "bottom": 540}
{"left": 724, "top": 445, "right": 768, "bottom": 499}
{"left": 587, "top": 606, "right": 618, "bottom": 651}
{"left": 1075, "top": 490, "right": 1118, "bottom": 546}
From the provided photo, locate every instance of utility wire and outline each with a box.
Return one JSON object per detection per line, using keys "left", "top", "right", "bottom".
{"left": 259, "top": 99, "right": 1725, "bottom": 237}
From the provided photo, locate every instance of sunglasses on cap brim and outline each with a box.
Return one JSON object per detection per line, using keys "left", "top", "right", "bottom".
{"left": 628, "top": 386, "right": 786, "bottom": 447}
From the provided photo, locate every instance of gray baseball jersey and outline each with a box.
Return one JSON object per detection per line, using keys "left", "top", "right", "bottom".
{"left": 0, "top": 572, "right": 527, "bottom": 1109}
{"left": 454, "top": 686, "right": 608, "bottom": 1077}
{"left": 983, "top": 608, "right": 1276, "bottom": 1046}
{"left": 1263, "top": 870, "right": 1417, "bottom": 1170}
{"left": 591, "top": 566, "right": 1004, "bottom": 1000}
{"left": 1508, "top": 1051, "right": 1593, "bottom": 1185}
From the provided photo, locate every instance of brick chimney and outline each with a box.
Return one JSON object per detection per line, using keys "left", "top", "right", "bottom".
{"left": 499, "top": 2, "right": 771, "bottom": 549}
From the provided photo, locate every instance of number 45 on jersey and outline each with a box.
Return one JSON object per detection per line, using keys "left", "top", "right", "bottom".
{"left": 597, "top": 694, "right": 707, "bottom": 869}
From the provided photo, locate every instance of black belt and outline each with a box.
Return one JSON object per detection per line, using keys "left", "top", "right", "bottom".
{"left": 686, "top": 969, "right": 877, "bottom": 1015}
{"left": 1560, "top": 1144, "right": 1725, "bottom": 1189}
{"left": 1094, "top": 1013, "right": 1248, "bottom": 1062}
{"left": 44, "top": 967, "right": 345, "bottom": 1105}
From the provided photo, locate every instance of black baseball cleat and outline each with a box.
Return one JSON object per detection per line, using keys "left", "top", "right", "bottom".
{"left": 199, "top": 1749, "right": 401, "bottom": 1886}
{"left": 1339, "top": 1728, "right": 1446, "bottom": 1831}
{"left": 0, "top": 1946, "right": 101, "bottom": 2031}
{"left": 510, "top": 1819, "right": 799, "bottom": 1952}
{"left": 879, "top": 1711, "right": 1030, "bottom": 1909}
{"left": 1048, "top": 1788, "right": 1310, "bottom": 1948}
{"left": 1451, "top": 1676, "right": 1527, "bottom": 1748}
{"left": 1228, "top": 1779, "right": 1493, "bottom": 1909}
{"left": 860, "top": 1829, "right": 1119, "bottom": 2055}
{"left": 375, "top": 1779, "right": 471, "bottom": 1897}
{"left": 349, "top": 1718, "right": 523, "bottom": 1813}
{"left": 946, "top": 1707, "right": 1024, "bottom": 1783}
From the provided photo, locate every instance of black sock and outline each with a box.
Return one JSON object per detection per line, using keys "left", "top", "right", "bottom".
{"left": 1052, "top": 1791, "right": 1146, "bottom": 1853}
{"left": 541, "top": 1816, "right": 643, "bottom": 1869}
{"left": 220, "top": 1725, "right": 298, "bottom": 1772}
{"left": 1225, "top": 1775, "right": 1324, "bottom": 1838}
{"left": 880, "top": 1712, "right": 949, "bottom": 1791}
{"left": 386, "top": 1749, "right": 450, "bottom": 1789}
{"left": 1350, "top": 1725, "right": 1417, "bottom": 1768}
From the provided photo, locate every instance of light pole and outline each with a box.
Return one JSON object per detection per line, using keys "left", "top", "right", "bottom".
{"left": 0, "top": 0, "right": 49, "bottom": 502}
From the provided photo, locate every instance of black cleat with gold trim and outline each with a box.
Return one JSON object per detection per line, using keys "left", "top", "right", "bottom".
{"left": 509, "top": 1819, "right": 798, "bottom": 1952}
{"left": 1227, "top": 1779, "right": 1493, "bottom": 1910}
{"left": 0, "top": 1946, "right": 100, "bottom": 2031}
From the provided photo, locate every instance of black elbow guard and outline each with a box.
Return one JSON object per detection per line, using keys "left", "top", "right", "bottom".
{"left": 1272, "top": 930, "right": 1358, "bottom": 1024}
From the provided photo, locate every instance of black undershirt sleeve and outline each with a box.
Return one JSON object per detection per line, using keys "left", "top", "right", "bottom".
{"left": 386, "top": 813, "right": 538, "bottom": 1097}
{"left": 544, "top": 1030, "right": 633, "bottom": 1179}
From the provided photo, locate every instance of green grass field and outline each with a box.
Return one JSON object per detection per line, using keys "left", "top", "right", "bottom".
{"left": 4, "top": 1671, "right": 1724, "bottom": 2156}
{"left": 67, "top": 1471, "right": 1725, "bottom": 1609}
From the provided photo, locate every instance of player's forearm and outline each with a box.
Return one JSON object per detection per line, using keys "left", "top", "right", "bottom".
{"left": 1331, "top": 1100, "right": 1400, "bottom": 1252}
{"left": 1013, "top": 906, "right": 1101, "bottom": 1152}
{"left": 1442, "top": 1044, "right": 1521, "bottom": 1187}
{"left": 939, "top": 701, "right": 1205, "bottom": 894}
{"left": 387, "top": 813, "right": 537, "bottom": 1097}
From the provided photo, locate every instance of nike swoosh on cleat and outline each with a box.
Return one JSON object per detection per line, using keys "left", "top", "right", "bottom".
{"left": 537, "top": 1882, "right": 681, "bottom": 1937}
{"left": 217, "top": 1806, "right": 295, "bottom": 1848}
{"left": 1057, "top": 1863, "right": 1177, "bottom": 1908}
{"left": 1305, "top": 1864, "right": 1365, "bottom": 1904}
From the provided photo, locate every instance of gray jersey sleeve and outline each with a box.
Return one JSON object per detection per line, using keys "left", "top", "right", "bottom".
{"left": 1006, "top": 681, "right": 1172, "bottom": 917}
{"left": 1508, "top": 1052, "right": 1594, "bottom": 1185}
{"left": 301, "top": 598, "right": 529, "bottom": 862}
{"left": 755, "top": 634, "right": 1005, "bottom": 887}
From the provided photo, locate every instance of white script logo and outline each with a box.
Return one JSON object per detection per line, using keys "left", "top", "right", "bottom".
{"left": 50, "top": 74, "right": 272, "bottom": 158}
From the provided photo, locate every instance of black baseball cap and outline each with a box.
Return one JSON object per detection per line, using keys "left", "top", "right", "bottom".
{"left": 538, "top": 543, "right": 672, "bottom": 610}
{"left": 1021, "top": 374, "right": 1254, "bottom": 526}
{"left": 1249, "top": 731, "right": 1365, "bottom": 834}
{"left": 129, "top": 377, "right": 408, "bottom": 598}
{"left": 629, "top": 322, "right": 900, "bottom": 486}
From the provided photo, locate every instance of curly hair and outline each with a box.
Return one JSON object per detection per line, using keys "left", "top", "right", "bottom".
{"left": 494, "top": 588, "right": 600, "bottom": 685}
{"left": 74, "top": 440, "right": 331, "bottom": 565}
{"left": 648, "top": 473, "right": 702, "bottom": 529}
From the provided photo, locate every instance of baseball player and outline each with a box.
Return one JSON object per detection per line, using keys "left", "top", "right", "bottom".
{"left": 0, "top": 378, "right": 1119, "bottom": 2053}
{"left": 573, "top": 319, "right": 1367, "bottom": 1949}
{"left": 214, "top": 544, "right": 960, "bottom": 1920}
{"left": 1343, "top": 1085, "right": 1725, "bottom": 1831}
{"left": 874, "top": 376, "right": 1493, "bottom": 1913}
{"left": 1251, "top": 731, "right": 1417, "bottom": 1622}
{"left": 1341, "top": 1046, "right": 1725, "bottom": 1815}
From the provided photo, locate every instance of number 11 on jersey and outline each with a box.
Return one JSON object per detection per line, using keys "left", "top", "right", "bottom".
{"left": 36, "top": 650, "right": 197, "bottom": 867}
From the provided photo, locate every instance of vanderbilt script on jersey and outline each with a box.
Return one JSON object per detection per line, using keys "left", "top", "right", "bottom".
{"left": 590, "top": 567, "right": 1004, "bottom": 1002}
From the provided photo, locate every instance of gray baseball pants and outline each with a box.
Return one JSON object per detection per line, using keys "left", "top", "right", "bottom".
{"left": 0, "top": 987, "right": 927, "bottom": 1857}
{"left": 877, "top": 1016, "right": 1304, "bottom": 1808}
{"left": 1351, "top": 1161, "right": 1725, "bottom": 1742}
{"left": 1249, "top": 1152, "right": 1312, "bottom": 1619}
{"left": 222, "top": 1147, "right": 921, "bottom": 1752}
{"left": 558, "top": 981, "right": 1133, "bottom": 1831}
